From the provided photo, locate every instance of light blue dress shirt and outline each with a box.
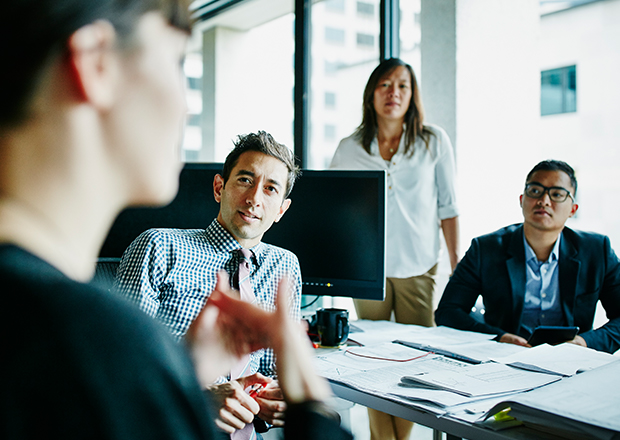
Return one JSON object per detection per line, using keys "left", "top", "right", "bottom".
{"left": 520, "top": 233, "right": 565, "bottom": 337}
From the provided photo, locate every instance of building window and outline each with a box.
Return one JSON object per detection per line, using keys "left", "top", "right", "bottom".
{"left": 324, "top": 61, "right": 341, "bottom": 75}
{"left": 325, "top": 0, "right": 345, "bottom": 13}
{"left": 356, "top": 32, "right": 375, "bottom": 48}
{"left": 325, "top": 27, "right": 346, "bottom": 44}
{"left": 541, "top": 65, "right": 576, "bottom": 116}
{"left": 325, "top": 92, "right": 336, "bottom": 109}
{"left": 357, "top": 1, "right": 375, "bottom": 17}
{"left": 325, "top": 124, "right": 337, "bottom": 140}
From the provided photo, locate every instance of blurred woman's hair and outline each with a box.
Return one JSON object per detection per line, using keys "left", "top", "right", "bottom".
{"left": 0, "top": 0, "right": 192, "bottom": 128}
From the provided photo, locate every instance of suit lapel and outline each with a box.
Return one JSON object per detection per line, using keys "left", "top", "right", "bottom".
{"left": 506, "top": 226, "right": 527, "bottom": 331}
{"left": 559, "top": 229, "right": 580, "bottom": 326}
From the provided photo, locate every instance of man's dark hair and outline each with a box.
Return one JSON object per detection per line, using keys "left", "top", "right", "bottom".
{"left": 526, "top": 160, "right": 578, "bottom": 196}
{"left": 1, "top": 0, "right": 192, "bottom": 128}
{"left": 222, "top": 131, "right": 301, "bottom": 199}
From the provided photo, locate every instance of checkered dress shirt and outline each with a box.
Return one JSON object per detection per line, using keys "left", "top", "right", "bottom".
{"left": 114, "top": 219, "right": 302, "bottom": 377}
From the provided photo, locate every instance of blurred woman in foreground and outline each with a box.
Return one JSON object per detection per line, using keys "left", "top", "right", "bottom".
{"left": 0, "top": 1, "right": 351, "bottom": 439}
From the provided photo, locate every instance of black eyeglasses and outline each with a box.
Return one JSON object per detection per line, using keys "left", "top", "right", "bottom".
{"left": 524, "top": 183, "right": 574, "bottom": 203}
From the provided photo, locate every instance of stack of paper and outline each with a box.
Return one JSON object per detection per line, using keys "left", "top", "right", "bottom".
{"left": 481, "top": 359, "right": 620, "bottom": 439}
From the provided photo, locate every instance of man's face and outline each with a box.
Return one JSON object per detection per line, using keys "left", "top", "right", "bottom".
{"left": 214, "top": 151, "right": 291, "bottom": 248}
{"left": 520, "top": 170, "right": 578, "bottom": 234}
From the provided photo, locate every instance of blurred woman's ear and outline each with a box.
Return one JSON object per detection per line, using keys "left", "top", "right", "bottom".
{"left": 66, "top": 20, "right": 118, "bottom": 109}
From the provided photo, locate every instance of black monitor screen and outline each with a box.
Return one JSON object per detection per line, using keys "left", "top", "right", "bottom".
{"left": 99, "top": 163, "right": 386, "bottom": 300}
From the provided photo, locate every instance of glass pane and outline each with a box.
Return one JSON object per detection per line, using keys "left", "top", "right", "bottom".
{"left": 186, "top": 11, "right": 295, "bottom": 162}
{"left": 399, "top": 0, "right": 422, "bottom": 82}
{"left": 356, "top": 1, "right": 375, "bottom": 17}
{"left": 565, "top": 65, "right": 577, "bottom": 113}
{"left": 310, "top": 0, "right": 380, "bottom": 169}
{"left": 325, "top": 27, "right": 346, "bottom": 44}
{"left": 541, "top": 69, "right": 564, "bottom": 116}
{"left": 182, "top": 52, "right": 203, "bottom": 159}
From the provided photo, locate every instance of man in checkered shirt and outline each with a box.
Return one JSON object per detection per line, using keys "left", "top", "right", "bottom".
{"left": 114, "top": 131, "right": 302, "bottom": 437}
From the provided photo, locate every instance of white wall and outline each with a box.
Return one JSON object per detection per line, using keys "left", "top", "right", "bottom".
{"left": 455, "top": 0, "right": 541, "bottom": 249}
{"left": 421, "top": 0, "right": 540, "bottom": 286}
{"left": 538, "top": 0, "right": 620, "bottom": 248}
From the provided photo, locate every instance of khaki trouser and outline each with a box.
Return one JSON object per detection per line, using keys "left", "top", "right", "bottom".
{"left": 353, "top": 265, "right": 437, "bottom": 440}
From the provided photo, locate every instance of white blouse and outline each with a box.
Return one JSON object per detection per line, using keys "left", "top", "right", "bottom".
{"left": 330, "top": 124, "right": 458, "bottom": 278}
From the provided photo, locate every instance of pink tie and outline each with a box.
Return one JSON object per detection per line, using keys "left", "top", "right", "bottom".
{"left": 231, "top": 249, "right": 257, "bottom": 440}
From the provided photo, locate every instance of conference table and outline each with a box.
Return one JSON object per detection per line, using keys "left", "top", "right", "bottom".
{"left": 315, "top": 319, "right": 618, "bottom": 440}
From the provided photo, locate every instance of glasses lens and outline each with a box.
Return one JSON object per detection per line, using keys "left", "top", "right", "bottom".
{"left": 549, "top": 188, "right": 569, "bottom": 202}
{"left": 525, "top": 184, "right": 544, "bottom": 198}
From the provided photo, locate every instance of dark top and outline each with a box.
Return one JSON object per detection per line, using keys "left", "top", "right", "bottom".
{"left": 0, "top": 245, "right": 352, "bottom": 439}
{"left": 435, "top": 224, "right": 620, "bottom": 353}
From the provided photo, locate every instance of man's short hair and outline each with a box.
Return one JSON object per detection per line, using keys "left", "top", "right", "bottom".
{"left": 526, "top": 160, "right": 578, "bottom": 196}
{"left": 222, "top": 131, "right": 301, "bottom": 199}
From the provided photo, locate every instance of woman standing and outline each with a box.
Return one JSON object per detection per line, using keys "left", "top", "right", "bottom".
{"left": 330, "top": 58, "right": 459, "bottom": 440}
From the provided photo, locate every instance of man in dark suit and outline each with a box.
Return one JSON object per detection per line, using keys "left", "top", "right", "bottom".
{"left": 435, "top": 160, "right": 620, "bottom": 353}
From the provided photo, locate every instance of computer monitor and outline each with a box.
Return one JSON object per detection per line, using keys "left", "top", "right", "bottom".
{"left": 99, "top": 163, "right": 386, "bottom": 300}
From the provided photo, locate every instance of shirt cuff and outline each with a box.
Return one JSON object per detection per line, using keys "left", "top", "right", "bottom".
{"left": 438, "top": 205, "right": 459, "bottom": 220}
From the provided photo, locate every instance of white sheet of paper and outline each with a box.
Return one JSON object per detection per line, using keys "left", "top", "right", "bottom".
{"left": 402, "top": 362, "right": 561, "bottom": 397}
{"left": 491, "top": 342, "right": 616, "bottom": 376}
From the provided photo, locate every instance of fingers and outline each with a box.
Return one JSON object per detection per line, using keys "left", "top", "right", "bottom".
{"left": 208, "top": 272, "right": 273, "bottom": 353}
{"left": 568, "top": 335, "right": 587, "bottom": 347}
{"left": 217, "top": 396, "right": 259, "bottom": 432}
{"left": 237, "top": 372, "right": 272, "bottom": 389}
{"left": 275, "top": 275, "right": 294, "bottom": 319}
{"left": 256, "top": 396, "right": 287, "bottom": 426}
{"left": 257, "top": 384, "right": 284, "bottom": 401}
{"left": 214, "top": 417, "right": 236, "bottom": 434}
{"left": 499, "top": 333, "right": 530, "bottom": 347}
{"left": 211, "top": 381, "right": 261, "bottom": 433}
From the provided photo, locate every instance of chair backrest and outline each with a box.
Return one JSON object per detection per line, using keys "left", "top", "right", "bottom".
{"left": 92, "top": 258, "right": 121, "bottom": 292}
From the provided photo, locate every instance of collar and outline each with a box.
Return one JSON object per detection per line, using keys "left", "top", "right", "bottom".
{"left": 523, "top": 231, "right": 561, "bottom": 264}
{"left": 205, "top": 219, "right": 266, "bottom": 266}
{"left": 369, "top": 130, "right": 406, "bottom": 159}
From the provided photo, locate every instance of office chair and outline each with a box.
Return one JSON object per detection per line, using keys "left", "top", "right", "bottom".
{"left": 92, "top": 258, "right": 121, "bottom": 292}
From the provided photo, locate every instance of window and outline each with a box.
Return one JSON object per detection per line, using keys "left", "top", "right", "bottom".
{"left": 541, "top": 65, "right": 576, "bottom": 116}
{"left": 325, "top": 0, "right": 345, "bottom": 13}
{"left": 311, "top": 0, "right": 379, "bottom": 169}
{"left": 325, "top": 92, "right": 337, "bottom": 108}
{"left": 324, "top": 61, "right": 341, "bottom": 75}
{"left": 325, "top": 27, "right": 346, "bottom": 44}
{"left": 399, "top": 0, "right": 422, "bottom": 80}
{"left": 182, "top": 53, "right": 203, "bottom": 157}
{"left": 192, "top": 14, "right": 295, "bottom": 162}
{"left": 325, "top": 124, "right": 337, "bottom": 140}
{"left": 357, "top": 1, "right": 375, "bottom": 17}
{"left": 356, "top": 32, "right": 374, "bottom": 47}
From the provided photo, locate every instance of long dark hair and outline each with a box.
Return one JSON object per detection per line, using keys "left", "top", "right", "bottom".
{"left": 355, "top": 58, "right": 434, "bottom": 156}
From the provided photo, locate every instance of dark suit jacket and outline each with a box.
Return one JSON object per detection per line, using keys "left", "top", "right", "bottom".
{"left": 435, "top": 224, "right": 620, "bottom": 353}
